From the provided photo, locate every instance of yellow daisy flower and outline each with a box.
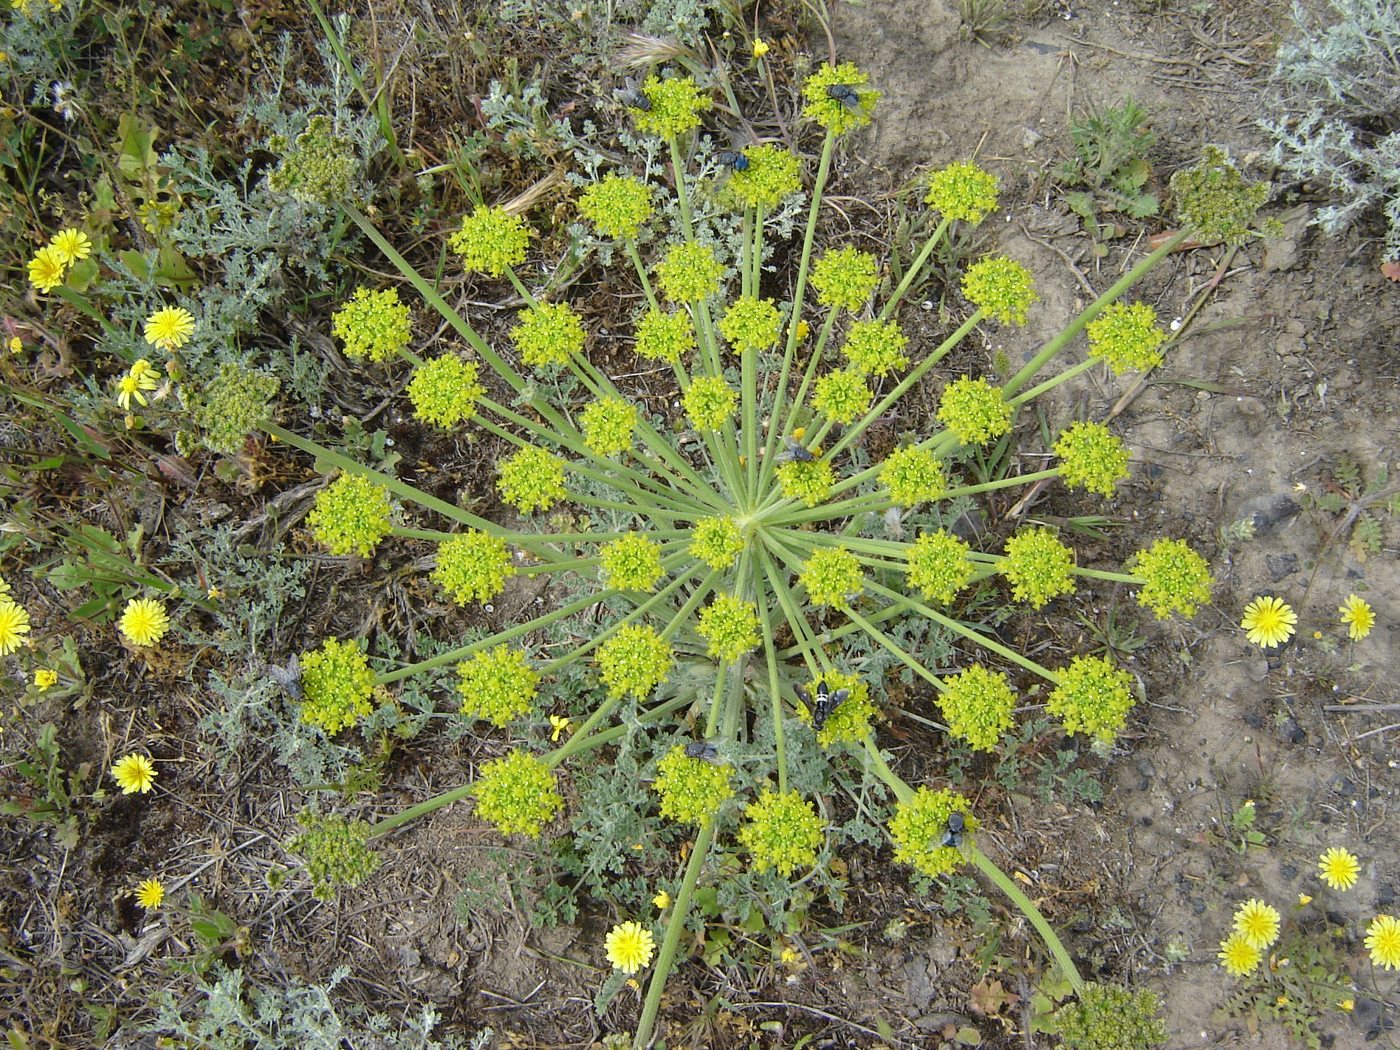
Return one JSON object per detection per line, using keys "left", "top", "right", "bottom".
{"left": 604, "top": 920, "right": 655, "bottom": 974}
{"left": 652, "top": 890, "right": 671, "bottom": 909}
{"left": 48, "top": 228, "right": 92, "bottom": 266}
{"left": 1240, "top": 595, "right": 1296, "bottom": 648}
{"left": 1217, "top": 931, "right": 1261, "bottom": 977}
{"left": 1318, "top": 847, "right": 1360, "bottom": 891}
{"left": 119, "top": 597, "right": 171, "bottom": 647}
{"left": 1338, "top": 594, "right": 1374, "bottom": 641}
{"left": 1233, "top": 898, "right": 1281, "bottom": 949}
{"left": 27, "top": 246, "right": 67, "bottom": 293}
{"left": 111, "top": 753, "right": 157, "bottom": 794}
{"left": 143, "top": 306, "right": 196, "bottom": 350}
{"left": 134, "top": 878, "right": 165, "bottom": 909}
{"left": 0, "top": 598, "right": 31, "bottom": 656}
{"left": 1365, "top": 914, "right": 1400, "bottom": 970}
{"left": 34, "top": 668, "right": 58, "bottom": 691}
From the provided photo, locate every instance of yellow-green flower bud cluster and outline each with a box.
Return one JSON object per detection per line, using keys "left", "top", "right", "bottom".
{"left": 1053, "top": 421, "right": 1130, "bottom": 496}
{"left": 938, "top": 664, "right": 1015, "bottom": 752}
{"left": 801, "top": 62, "right": 879, "bottom": 135}
{"left": 654, "top": 745, "right": 733, "bottom": 826}
{"left": 299, "top": 637, "right": 375, "bottom": 734}
{"left": 657, "top": 241, "right": 724, "bottom": 303}
{"left": 288, "top": 811, "right": 382, "bottom": 900}
{"left": 187, "top": 362, "right": 279, "bottom": 455}
{"left": 1000, "top": 526, "right": 1076, "bottom": 608}
{"left": 471, "top": 750, "right": 563, "bottom": 838}
{"left": 719, "top": 296, "right": 782, "bottom": 353}
{"left": 634, "top": 308, "right": 695, "bottom": 362}
{"left": 433, "top": 530, "right": 514, "bottom": 605}
{"left": 727, "top": 145, "right": 801, "bottom": 210}
{"left": 810, "top": 246, "right": 879, "bottom": 311}
{"left": 331, "top": 287, "right": 412, "bottom": 363}
{"left": 1086, "top": 302, "right": 1167, "bottom": 374}
{"left": 408, "top": 356, "right": 485, "bottom": 428}
{"left": 813, "top": 368, "right": 871, "bottom": 423}
{"left": 842, "top": 319, "right": 908, "bottom": 377}
{"left": 1050, "top": 983, "right": 1168, "bottom": 1050}
{"left": 511, "top": 302, "right": 585, "bottom": 368}
{"left": 578, "top": 174, "right": 653, "bottom": 240}
{"left": 580, "top": 395, "right": 637, "bottom": 456}
{"left": 937, "top": 376, "right": 1012, "bottom": 446}
{"left": 800, "top": 546, "right": 863, "bottom": 608}
{"left": 777, "top": 458, "right": 834, "bottom": 507}
{"left": 1047, "top": 655, "right": 1135, "bottom": 744}
{"left": 448, "top": 205, "right": 530, "bottom": 277}
{"left": 457, "top": 645, "right": 539, "bottom": 727}
{"left": 682, "top": 376, "right": 736, "bottom": 431}
{"left": 1130, "top": 538, "right": 1213, "bottom": 619}
{"left": 597, "top": 623, "right": 672, "bottom": 698}
{"left": 925, "top": 161, "right": 1000, "bottom": 225}
{"left": 962, "top": 254, "right": 1037, "bottom": 325}
{"left": 905, "top": 530, "right": 974, "bottom": 604}
{"left": 1169, "top": 146, "right": 1270, "bottom": 246}
{"left": 889, "top": 787, "right": 975, "bottom": 878}
{"left": 880, "top": 445, "right": 946, "bottom": 507}
{"left": 308, "top": 473, "right": 393, "bottom": 558}
{"left": 697, "top": 593, "right": 760, "bottom": 662}
{"left": 804, "top": 671, "right": 876, "bottom": 748}
{"left": 738, "top": 789, "right": 824, "bottom": 876}
{"left": 631, "top": 75, "right": 711, "bottom": 138}
{"left": 268, "top": 116, "right": 356, "bottom": 204}
{"left": 600, "top": 534, "right": 664, "bottom": 592}
{"left": 497, "top": 445, "right": 567, "bottom": 513}
{"left": 690, "top": 516, "right": 745, "bottom": 569}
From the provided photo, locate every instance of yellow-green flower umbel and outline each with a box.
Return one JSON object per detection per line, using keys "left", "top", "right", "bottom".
{"left": 727, "top": 145, "right": 801, "bottom": 210}
{"left": 841, "top": 318, "right": 908, "bottom": 377}
{"left": 511, "top": 302, "right": 585, "bottom": 368}
{"left": 889, "top": 787, "right": 976, "bottom": 878}
{"left": 801, "top": 62, "right": 879, "bottom": 134}
{"left": 718, "top": 296, "right": 782, "bottom": 353}
{"left": 596, "top": 623, "right": 672, "bottom": 698}
{"left": 656, "top": 241, "right": 724, "bottom": 303}
{"left": 682, "top": 376, "right": 737, "bottom": 432}
{"left": 654, "top": 745, "right": 733, "bottom": 826}
{"left": 298, "top": 637, "right": 375, "bottom": 734}
{"left": 1086, "top": 301, "right": 1167, "bottom": 374}
{"left": 408, "top": 356, "right": 485, "bottom": 428}
{"left": 937, "top": 376, "right": 1012, "bottom": 446}
{"left": 308, "top": 473, "right": 393, "bottom": 557}
{"left": 937, "top": 664, "right": 1016, "bottom": 752}
{"left": 448, "top": 205, "right": 530, "bottom": 277}
{"left": 496, "top": 445, "right": 567, "bottom": 514}
{"left": 456, "top": 645, "right": 539, "bottom": 727}
{"left": 1000, "top": 526, "right": 1076, "bottom": 608}
{"left": 926, "top": 161, "right": 1000, "bottom": 225}
{"left": 800, "top": 546, "right": 864, "bottom": 608}
{"left": 962, "top": 254, "right": 1037, "bottom": 325}
{"left": 776, "top": 457, "right": 835, "bottom": 507}
{"left": 738, "top": 789, "right": 825, "bottom": 876}
{"left": 331, "top": 287, "right": 412, "bottom": 363}
{"left": 1046, "top": 655, "right": 1136, "bottom": 744}
{"left": 1053, "top": 421, "right": 1130, "bottom": 497}
{"left": 1130, "top": 538, "right": 1213, "bottom": 619}
{"left": 813, "top": 368, "right": 871, "bottom": 424}
{"left": 810, "top": 246, "right": 879, "bottom": 311}
{"left": 580, "top": 395, "right": 637, "bottom": 456}
{"left": 577, "top": 173, "right": 653, "bottom": 240}
{"left": 433, "top": 530, "right": 514, "bottom": 605}
{"left": 600, "top": 533, "right": 664, "bottom": 592}
{"left": 633, "top": 308, "right": 696, "bottom": 362}
{"left": 880, "top": 445, "right": 946, "bottom": 507}
{"left": 630, "top": 75, "right": 711, "bottom": 138}
{"left": 905, "top": 529, "right": 974, "bottom": 604}
{"left": 696, "top": 593, "right": 760, "bottom": 662}
{"left": 690, "top": 516, "right": 745, "bottom": 569}
{"left": 1240, "top": 595, "right": 1296, "bottom": 649}
{"left": 471, "top": 749, "right": 564, "bottom": 838}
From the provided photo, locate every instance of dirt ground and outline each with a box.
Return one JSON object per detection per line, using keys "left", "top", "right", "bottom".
{"left": 4, "top": 0, "right": 1399, "bottom": 1047}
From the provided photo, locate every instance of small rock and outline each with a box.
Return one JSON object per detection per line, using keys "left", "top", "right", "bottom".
{"left": 1378, "top": 882, "right": 1397, "bottom": 908}
{"left": 1246, "top": 657, "right": 1271, "bottom": 682}
{"left": 1350, "top": 997, "right": 1382, "bottom": 1033}
{"left": 1280, "top": 863, "right": 1298, "bottom": 881}
{"left": 1276, "top": 718, "right": 1305, "bottom": 745}
{"left": 1237, "top": 492, "right": 1301, "bottom": 534}
{"left": 1330, "top": 775, "right": 1355, "bottom": 796}
{"left": 1266, "top": 553, "right": 1300, "bottom": 581}
{"left": 1190, "top": 897, "right": 1207, "bottom": 915}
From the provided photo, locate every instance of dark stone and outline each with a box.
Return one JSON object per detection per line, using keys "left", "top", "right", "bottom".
{"left": 1280, "top": 863, "right": 1298, "bottom": 881}
{"left": 1190, "top": 897, "right": 1207, "bottom": 915}
{"left": 1277, "top": 718, "right": 1306, "bottom": 744}
{"left": 1266, "top": 553, "right": 1301, "bottom": 581}
{"left": 1330, "top": 775, "right": 1355, "bottom": 796}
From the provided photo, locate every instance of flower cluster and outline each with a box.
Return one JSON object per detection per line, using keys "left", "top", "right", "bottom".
{"left": 448, "top": 205, "right": 530, "bottom": 277}
{"left": 719, "top": 296, "right": 782, "bottom": 353}
{"left": 1000, "top": 527, "right": 1076, "bottom": 608}
{"left": 1338, "top": 593, "right": 1375, "bottom": 641}
{"left": 697, "top": 593, "right": 760, "bottom": 662}
{"left": 813, "top": 368, "right": 871, "bottom": 423}
{"left": 937, "top": 376, "right": 1012, "bottom": 446}
{"left": 580, "top": 395, "right": 637, "bottom": 456}
{"left": 1046, "top": 655, "right": 1136, "bottom": 744}
{"left": 926, "top": 161, "right": 1000, "bottom": 225}
{"left": 690, "top": 516, "right": 745, "bottom": 569}
{"left": 456, "top": 645, "right": 539, "bottom": 726}
{"left": 1050, "top": 984, "right": 1167, "bottom": 1050}
{"left": 511, "top": 302, "right": 585, "bottom": 368}
{"left": 938, "top": 664, "right": 1015, "bottom": 752}
{"left": 682, "top": 375, "right": 736, "bottom": 431}
{"left": 1169, "top": 146, "right": 1271, "bottom": 246}
{"left": 801, "top": 62, "right": 879, "bottom": 134}
{"left": 634, "top": 308, "right": 695, "bottom": 362}
{"left": 408, "top": 356, "right": 485, "bottom": 428}
{"left": 800, "top": 547, "right": 863, "bottom": 608}
{"left": 880, "top": 445, "right": 946, "bottom": 507}
{"left": 433, "top": 530, "right": 513, "bottom": 605}
{"left": 631, "top": 75, "right": 711, "bottom": 138}
{"left": 287, "top": 811, "right": 382, "bottom": 900}
{"left": 727, "top": 145, "right": 801, "bottom": 210}
{"left": 962, "top": 255, "right": 1037, "bottom": 325}
{"left": 777, "top": 457, "right": 835, "bottom": 507}
{"left": 144, "top": 306, "right": 197, "bottom": 351}
{"left": 738, "top": 789, "right": 824, "bottom": 876}
{"left": 497, "top": 445, "right": 567, "bottom": 513}
{"left": 657, "top": 241, "right": 724, "bottom": 302}
{"left": 1130, "top": 538, "right": 1213, "bottom": 619}
{"left": 1086, "top": 302, "right": 1166, "bottom": 374}
{"left": 27, "top": 227, "right": 91, "bottom": 293}
{"left": 308, "top": 473, "right": 393, "bottom": 557}
{"left": 842, "top": 319, "right": 907, "bottom": 377}
{"left": 906, "top": 530, "right": 974, "bottom": 604}
{"left": 803, "top": 671, "right": 876, "bottom": 748}
{"left": 119, "top": 597, "right": 171, "bottom": 648}
{"left": 654, "top": 745, "right": 734, "bottom": 825}
{"left": 1317, "top": 847, "right": 1360, "bottom": 891}
{"left": 471, "top": 750, "right": 563, "bottom": 837}
{"left": 332, "top": 287, "right": 412, "bottom": 363}
{"left": 596, "top": 624, "right": 672, "bottom": 698}
{"left": 185, "top": 362, "right": 280, "bottom": 454}
{"left": 577, "top": 174, "right": 653, "bottom": 241}
{"left": 600, "top": 534, "right": 664, "bottom": 592}
{"left": 1240, "top": 594, "right": 1296, "bottom": 649}
{"left": 1053, "top": 422, "right": 1130, "bottom": 497}
{"left": 889, "top": 787, "right": 975, "bottom": 878}
{"left": 298, "top": 638, "right": 375, "bottom": 734}
{"left": 604, "top": 921, "right": 656, "bottom": 974}
{"left": 267, "top": 115, "right": 357, "bottom": 204}
{"left": 1219, "top": 898, "right": 1281, "bottom": 977}
{"left": 111, "top": 753, "right": 157, "bottom": 795}
{"left": 810, "top": 246, "right": 879, "bottom": 311}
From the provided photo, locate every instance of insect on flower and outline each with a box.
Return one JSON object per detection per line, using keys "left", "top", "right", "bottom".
{"left": 775, "top": 437, "right": 816, "bottom": 463}
{"left": 617, "top": 77, "right": 651, "bottom": 111}
{"left": 267, "top": 654, "right": 303, "bottom": 700}
{"left": 795, "top": 680, "right": 849, "bottom": 730}
{"left": 717, "top": 150, "right": 750, "bottom": 172}
{"left": 684, "top": 740, "right": 723, "bottom": 764}
{"left": 939, "top": 811, "right": 965, "bottom": 849}
{"left": 825, "top": 83, "right": 863, "bottom": 111}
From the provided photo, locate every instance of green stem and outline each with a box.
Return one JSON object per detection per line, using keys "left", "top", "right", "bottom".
{"left": 968, "top": 845, "right": 1085, "bottom": 995}
{"left": 753, "top": 569, "right": 789, "bottom": 792}
{"left": 879, "top": 216, "right": 951, "bottom": 321}
{"left": 843, "top": 605, "right": 945, "bottom": 691}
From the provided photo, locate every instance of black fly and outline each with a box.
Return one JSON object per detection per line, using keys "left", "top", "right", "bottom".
{"left": 684, "top": 740, "right": 722, "bottom": 764}
{"left": 938, "top": 811, "right": 966, "bottom": 849}
{"left": 717, "top": 149, "right": 750, "bottom": 172}
{"left": 775, "top": 436, "right": 816, "bottom": 464}
{"left": 825, "top": 83, "right": 862, "bottom": 111}
{"left": 266, "top": 654, "right": 303, "bottom": 700}
{"left": 795, "top": 680, "right": 849, "bottom": 731}
{"left": 617, "top": 77, "right": 651, "bottom": 111}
